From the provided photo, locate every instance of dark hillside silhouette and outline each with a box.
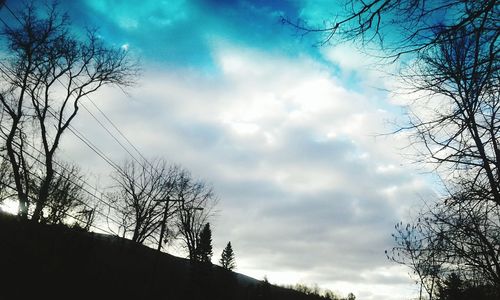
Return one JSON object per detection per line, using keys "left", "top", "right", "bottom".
{"left": 0, "top": 212, "right": 345, "bottom": 300}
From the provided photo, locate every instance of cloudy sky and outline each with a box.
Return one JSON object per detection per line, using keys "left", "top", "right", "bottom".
{"left": 2, "top": 1, "right": 441, "bottom": 299}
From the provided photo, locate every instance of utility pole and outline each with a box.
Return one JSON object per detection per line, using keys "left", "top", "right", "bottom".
{"left": 155, "top": 197, "right": 183, "bottom": 251}
{"left": 181, "top": 200, "right": 204, "bottom": 212}
{"left": 179, "top": 201, "right": 204, "bottom": 261}
{"left": 150, "top": 196, "right": 183, "bottom": 297}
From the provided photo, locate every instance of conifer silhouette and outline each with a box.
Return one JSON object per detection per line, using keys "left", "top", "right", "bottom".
{"left": 219, "top": 241, "right": 236, "bottom": 270}
{"left": 197, "top": 223, "right": 213, "bottom": 263}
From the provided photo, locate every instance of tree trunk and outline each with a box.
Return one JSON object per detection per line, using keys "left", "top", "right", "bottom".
{"left": 6, "top": 120, "right": 29, "bottom": 220}
{"left": 31, "top": 158, "right": 54, "bottom": 222}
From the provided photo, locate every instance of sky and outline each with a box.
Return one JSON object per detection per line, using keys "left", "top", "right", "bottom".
{"left": 1, "top": 1, "right": 441, "bottom": 299}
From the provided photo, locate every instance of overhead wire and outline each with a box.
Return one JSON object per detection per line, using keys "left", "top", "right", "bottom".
{"left": 0, "top": 60, "right": 128, "bottom": 179}
{"left": 0, "top": 7, "right": 174, "bottom": 236}
{"left": 86, "top": 97, "right": 151, "bottom": 165}
{"left": 0, "top": 65, "right": 147, "bottom": 234}
{"left": 0, "top": 138, "right": 125, "bottom": 229}
{"left": 0, "top": 61, "right": 147, "bottom": 232}
{"left": 0, "top": 178, "right": 115, "bottom": 235}
{"left": 1, "top": 2, "right": 153, "bottom": 175}
{"left": 0, "top": 124, "right": 121, "bottom": 212}
{"left": 0, "top": 3, "right": 171, "bottom": 235}
{"left": 79, "top": 102, "right": 146, "bottom": 168}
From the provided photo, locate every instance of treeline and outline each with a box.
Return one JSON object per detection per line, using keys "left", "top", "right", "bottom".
{"left": 281, "top": 282, "right": 355, "bottom": 300}
{"left": 436, "top": 273, "right": 497, "bottom": 300}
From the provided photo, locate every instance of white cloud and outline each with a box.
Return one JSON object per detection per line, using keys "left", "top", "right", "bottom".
{"left": 58, "top": 45, "right": 434, "bottom": 300}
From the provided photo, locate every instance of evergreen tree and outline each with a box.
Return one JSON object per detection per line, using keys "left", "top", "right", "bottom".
{"left": 438, "top": 273, "right": 464, "bottom": 300}
{"left": 437, "top": 273, "right": 496, "bottom": 300}
{"left": 219, "top": 241, "right": 236, "bottom": 270}
{"left": 197, "top": 223, "right": 213, "bottom": 263}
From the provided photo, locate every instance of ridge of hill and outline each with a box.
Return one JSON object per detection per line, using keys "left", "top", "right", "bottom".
{"left": 0, "top": 213, "right": 328, "bottom": 300}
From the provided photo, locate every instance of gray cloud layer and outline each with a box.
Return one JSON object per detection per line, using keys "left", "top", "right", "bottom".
{"left": 56, "top": 47, "right": 434, "bottom": 300}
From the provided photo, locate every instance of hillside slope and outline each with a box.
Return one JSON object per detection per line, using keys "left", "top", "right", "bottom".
{"left": 0, "top": 213, "right": 326, "bottom": 300}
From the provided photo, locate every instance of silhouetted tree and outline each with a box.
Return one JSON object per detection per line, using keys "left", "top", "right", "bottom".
{"left": 175, "top": 169, "right": 217, "bottom": 261}
{"left": 437, "top": 272, "right": 498, "bottom": 300}
{"left": 385, "top": 23, "right": 500, "bottom": 296}
{"left": 74, "top": 206, "right": 96, "bottom": 231}
{"left": 437, "top": 273, "right": 464, "bottom": 300}
{"left": 0, "top": 155, "right": 13, "bottom": 203}
{"left": 293, "top": 283, "right": 320, "bottom": 296}
{"left": 110, "top": 158, "right": 178, "bottom": 245}
{"left": 285, "top": 0, "right": 499, "bottom": 209}
{"left": 388, "top": 189, "right": 500, "bottom": 298}
{"left": 312, "top": 2, "right": 500, "bottom": 297}
{"left": 284, "top": 282, "right": 355, "bottom": 300}
{"left": 260, "top": 276, "right": 272, "bottom": 299}
{"left": 286, "top": 3, "right": 498, "bottom": 289}
{"left": 282, "top": 0, "right": 497, "bottom": 62}
{"left": 0, "top": 1, "right": 137, "bottom": 220}
{"left": 32, "top": 162, "right": 90, "bottom": 225}
{"left": 404, "top": 26, "right": 499, "bottom": 205}
{"left": 323, "top": 289, "right": 341, "bottom": 300}
{"left": 196, "top": 222, "right": 213, "bottom": 264}
{"left": 220, "top": 241, "right": 236, "bottom": 271}
{"left": 287, "top": 2, "right": 499, "bottom": 209}
{"left": 386, "top": 217, "right": 444, "bottom": 300}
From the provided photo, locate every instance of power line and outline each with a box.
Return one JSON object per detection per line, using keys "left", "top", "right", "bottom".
{"left": 4, "top": 2, "right": 20, "bottom": 24}
{"left": 0, "top": 62, "right": 150, "bottom": 233}
{"left": 0, "top": 142, "right": 124, "bottom": 229}
{"left": 0, "top": 68, "right": 124, "bottom": 180}
{"left": 79, "top": 102, "right": 145, "bottom": 168}
{"left": 0, "top": 59, "right": 154, "bottom": 230}
{"left": 0, "top": 178, "right": 115, "bottom": 235}
{"left": 12, "top": 1, "right": 152, "bottom": 170}
{"left": 0, "top": 4, "right": 152, "bottom": 174}
{"left": 0, "top": 60, "right": 127, "bottom": 179}
{"left": 0, "top": 11, "right": 166, "bottom": 232}
{"left": 86, "top": 97, "right": 151, "bottom": 165}
{"left": 0, "top": 125, "right": 127, "bottom": 230}
{"left": 0, "top": 5, "right": 171, "bottom": 235}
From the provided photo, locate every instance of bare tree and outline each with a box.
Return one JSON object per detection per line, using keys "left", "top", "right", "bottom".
{"left": 0, "top": 154, "right": 13, "bottom": 203}
{"left": 0, "top": 2, "right": 137, "bottom": 220}
{"left": 174, "top": 170, "right": 217, "bottom": 261}
{"left": 387, "top": 214, "right": 446, "bottom": 300}
{"left": 109, "top": 158, "right": 178, "bottom": 245}
{"left": 284, "top": 1, "right": 499, "bottom": 297}
{"left": 434, "top": 190, "right": 500, "bottom": 292}
{"left": 285, "top": 3, "right": 499, "bottom": 200}
{"left": 282, "top": 0, "right": 498, "bottom": 60}
{"left": 404, "top": 26, "right": 499, "bottom": 205}
{"left": 74, "top": 205, "right": 96, "bottom": 231}
{"left": 389, "top": 191, "right": 500, "bottom": 299}
{"left": 30, "top": 162, "right": 90, "bottom": 225}
{"left": 389, "top": 23, "right": 500, "bottom": 298}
